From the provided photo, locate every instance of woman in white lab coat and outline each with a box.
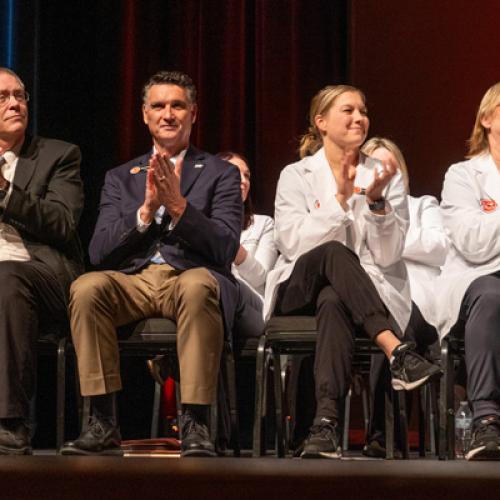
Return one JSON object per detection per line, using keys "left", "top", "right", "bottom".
{"left": 267, "top": 85, "right": 440, "bottom": 459}
{"left": 361, "top": 137, "right": 448, "bottom": 457}
{"left": 216, "top": 152, "right": 278, "bottom": 338}
{"left": 439, "top": 82, "right": 500, "bottom": 460}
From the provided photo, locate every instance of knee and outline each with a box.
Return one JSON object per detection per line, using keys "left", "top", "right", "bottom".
{"left": 70, "top": 272, "right": 113, "bottom": 311}
{"left": 174, "top": 268, "right": 220, "bottom": 313}
{"left": 316, "top": 286, "right": 343, "bottom": 311}
{"left": 0, "top": 261, "right": 32, "bottom": 306}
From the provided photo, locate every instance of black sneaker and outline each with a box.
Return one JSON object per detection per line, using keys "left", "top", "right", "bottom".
{"left": 466, "top": 416, "right": 500, "bottom": 461}
{"left": 60, "top": 416, "right": 122, "bottom": 456}
{"left": 0, "top": 419, "right": 32, "bottom": 455}
{"left": 390, "top": 342, "right": 441, "bottom": 391}
{"left": 180, "top": 412, "right": 216, "bottom": 458}
{"left": 300, "top": 418, "right": 341, "bottom": 459}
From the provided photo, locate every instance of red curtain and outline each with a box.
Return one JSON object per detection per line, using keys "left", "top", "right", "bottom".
{"left": 116, "top": 0, "right": 348, "bottom": 213}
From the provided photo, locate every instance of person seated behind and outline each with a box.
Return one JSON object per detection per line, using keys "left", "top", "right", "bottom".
{"left": 438, "top": 82, "right": 500, "bottom": 460}
{"left": 360, "top": 137, "right": 449, "bottom": 457}
{"left": 265, "top": 84, "right": 441, "bottom": 459}
{"left": 217, "top": 151, "right": 278, "bottom": 338}
{"left": 0, "top": 67, "right": 84, "bottom": 455}
{"left": 61, "top": 70, "right": 242, "bottom": 457}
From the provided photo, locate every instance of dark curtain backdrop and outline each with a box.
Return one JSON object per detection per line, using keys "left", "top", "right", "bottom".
{"left": 1, "top": 0, "right": 348, "bottom": 250}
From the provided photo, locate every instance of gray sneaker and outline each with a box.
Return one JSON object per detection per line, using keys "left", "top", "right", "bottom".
{"left": 300, "top": 418, "right": 341, "bottom": 459}
{"left": 466, "top": 416, "right": 500, "bottom": 460}
{"left": 390, "top": 342, "right": 441, "bottom": 391}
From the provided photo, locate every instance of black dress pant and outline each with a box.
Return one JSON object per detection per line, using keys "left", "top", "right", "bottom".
{"left": 0, "top": 260, "right": 67, "bottom": 419}
{"left": 274, "top": 241, "right": 394, "bottom": 422}
{"left": 452, "top": 272, "right": 500, "bottom": 419}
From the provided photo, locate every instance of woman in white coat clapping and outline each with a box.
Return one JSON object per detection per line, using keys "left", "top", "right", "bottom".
{"left": 439, "top": 82, "right": 500, "bottom": 460}
{"left": 266, "top": 85, "right": 440, "bottom": 459}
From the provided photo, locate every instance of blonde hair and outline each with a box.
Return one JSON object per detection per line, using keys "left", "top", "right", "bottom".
{"left": 467, "top": 82, "right": 500, "bottom": 158}
{"left": 299, "top": 84, "right": 365, "bottom": 159}
{"left": 362, "top": 137, "right": 410, "bottom": 194}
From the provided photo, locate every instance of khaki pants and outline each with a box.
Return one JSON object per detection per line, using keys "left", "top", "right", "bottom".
{"left": 69, "top": 264, "right": 223, "bottom": 405}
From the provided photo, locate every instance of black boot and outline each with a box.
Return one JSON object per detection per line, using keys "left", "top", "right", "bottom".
{"left": 61, "top": 393, "right": 122, "bottom": 456}
{"left": 180, "top": 405, "right": 216, "bottom": 457}
{"left": 0, "top": 419, "right": 32, "bottom": 455}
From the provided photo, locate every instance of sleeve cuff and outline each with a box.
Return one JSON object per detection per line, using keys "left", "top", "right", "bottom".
{"left": 136, "top": 208, "right": 152, "bottom": 233}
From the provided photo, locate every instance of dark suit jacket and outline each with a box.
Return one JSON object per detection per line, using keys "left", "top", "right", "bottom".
{"left": 0, "top": 135, "right": 84, "bottom": 300}
{"left": 89, "top": 145, "right": 243, "bottom": 336}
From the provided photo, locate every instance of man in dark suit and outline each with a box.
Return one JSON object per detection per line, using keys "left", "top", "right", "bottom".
{"left": 0, "top": 67, "right": 84, "bottom": 455}
{"left": 62, "top": 70, "right": 242, "bottom": 457}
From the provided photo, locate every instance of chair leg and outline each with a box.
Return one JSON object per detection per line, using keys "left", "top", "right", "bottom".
{"left": 343, "top": 387, "right": 352, "bottom": 451}
{"left": 418, "top": 385, "right": 427, "bottom": 457}
{"left": 385, "top": 389, "right": 395, "bottom": 459}
{"left": 150, "top": 382, "right": 162, "bottom": 439}
{"left": 175, "top": 381, "right": 183, "bottom": 441}
{"left": 224, "top": 346, "right": 240, "bottom": 456}
{"left": 398, "top": 391, "right": 410, "bottom": 459}
{"left": 429, "top": 380, "right": 439, "bottom": 456}
{"left": 56, "top": 337, "right": 67, "bottom": 453}
{"left": 272, "top": 348, "right": 286, "bottom": 457}
{"left": 439, "top": 337, "right": 454, "bottom": 459}
{"left": 252, "top": 335, "right": 267, "bottom": 457}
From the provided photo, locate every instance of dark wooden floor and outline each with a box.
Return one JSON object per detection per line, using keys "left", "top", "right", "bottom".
{"left": 1, "top": 454, "right": 500, "bottom": 500}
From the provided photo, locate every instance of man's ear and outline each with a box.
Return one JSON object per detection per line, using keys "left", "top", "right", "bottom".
{"left": 142, "top": 104, "right": 149, "bottom": 125}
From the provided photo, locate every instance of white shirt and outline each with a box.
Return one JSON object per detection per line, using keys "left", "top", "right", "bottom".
{"left": 0, "top": 147, "right": 31, "bottom": 261}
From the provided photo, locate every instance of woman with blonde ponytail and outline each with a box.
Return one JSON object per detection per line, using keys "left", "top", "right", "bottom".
{"left": 264, "top": 85, "right": 440, "bottom": 459}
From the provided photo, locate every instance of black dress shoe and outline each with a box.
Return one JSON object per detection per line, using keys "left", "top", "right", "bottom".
{"left": 180, "top": 413, "right": 216, "bottom": 457}
{"left": 0, "top": 419, "right": 32, "bottom": 455}
{"left": 60, "top": 416, "right": 122, "bottom": 456}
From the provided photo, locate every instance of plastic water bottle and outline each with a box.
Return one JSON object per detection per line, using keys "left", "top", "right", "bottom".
{"left": 455, "top": 401, "right": 472, "bottom": 458}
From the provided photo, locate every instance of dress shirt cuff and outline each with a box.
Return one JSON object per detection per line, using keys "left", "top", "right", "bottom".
{"left": 136, "top": 208, "right": 152, "bottom": 233}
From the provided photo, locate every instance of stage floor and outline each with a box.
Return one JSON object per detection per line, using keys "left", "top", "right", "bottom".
{"left": 1, "top": 452, "right": 500, "bottom": 500}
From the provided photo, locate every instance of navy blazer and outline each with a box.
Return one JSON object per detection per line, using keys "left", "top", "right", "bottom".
{"left": 89, "top": 145, "right": 243, "bottom": 336}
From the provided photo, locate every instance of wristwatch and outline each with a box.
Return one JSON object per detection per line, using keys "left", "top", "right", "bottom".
{"left": 0, "top": 178, "right": 10, "bottom": 201}
{"left": 368, "top": 197, "right": 385, "bottom": 211}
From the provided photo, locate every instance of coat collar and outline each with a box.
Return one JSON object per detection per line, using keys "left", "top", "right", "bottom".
{"left": 471, "top": 153, "right": 500, "bottom": 203}
{"left": 13, "top": 135, "right": 39, "bottom": 190}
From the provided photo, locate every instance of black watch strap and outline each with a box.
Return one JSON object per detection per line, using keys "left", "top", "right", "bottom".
{"left": 368, "top": 198, "right": 385, "bottom": 211}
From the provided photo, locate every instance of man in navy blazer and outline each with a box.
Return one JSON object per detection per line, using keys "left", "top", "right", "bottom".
{"left": 62, "top": 71, "right": 242, "bottom": 457}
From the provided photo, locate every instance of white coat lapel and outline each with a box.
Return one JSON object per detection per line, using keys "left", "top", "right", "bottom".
{"left": 473, "top": 154, "right": 500, "bottom": 211}
{"left": 303, "top": 148, "right": 337, "bottom": 209}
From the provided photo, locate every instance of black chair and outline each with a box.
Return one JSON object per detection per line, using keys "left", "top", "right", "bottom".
{"left": 252, "top": 315, "right": 411, "bottom": 458}
{"left": 438, "top": 333, "right": 465, "bottom": 460}
{"left": 37, "top": 334, "right": 69, "bottom": 452}
{"left": 62, "top": 318, "right": 241, "bottom": 455}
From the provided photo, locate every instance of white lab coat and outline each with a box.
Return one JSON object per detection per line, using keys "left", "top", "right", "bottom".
{"left": 264, "top": 147, "right": 411, "bottom": 335}
{"left": 404, "top": 195, "right": 449, "bottom": 327}
{"left": 437, "top": 153, "right": 500, "bottom": 339}
{"left": 233, "top": 214, "right": 278, "bottom": 301}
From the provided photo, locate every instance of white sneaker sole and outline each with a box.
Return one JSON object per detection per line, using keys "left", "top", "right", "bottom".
{"left": 466, "top": 445, "right": 500, "bottom": 460}
{"left": 301, "top": 448, "right": 342, "bottom": 459}
{"left": 391, "top": 374, "right": 431, "bottom": 391}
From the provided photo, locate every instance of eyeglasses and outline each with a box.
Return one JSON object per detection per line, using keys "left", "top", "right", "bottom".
{"left": 0, "top": 90, "right": 30, "bottom": 106}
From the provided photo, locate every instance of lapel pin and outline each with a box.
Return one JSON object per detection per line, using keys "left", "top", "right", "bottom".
{"left": 314, "top": 199, "right": 321, "bottom": 209}
{"left": 194, "top": 163, "right": 204, "bottom": 169}
{"left": 130, "top": 164, "right": 149, "bottom": 175}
